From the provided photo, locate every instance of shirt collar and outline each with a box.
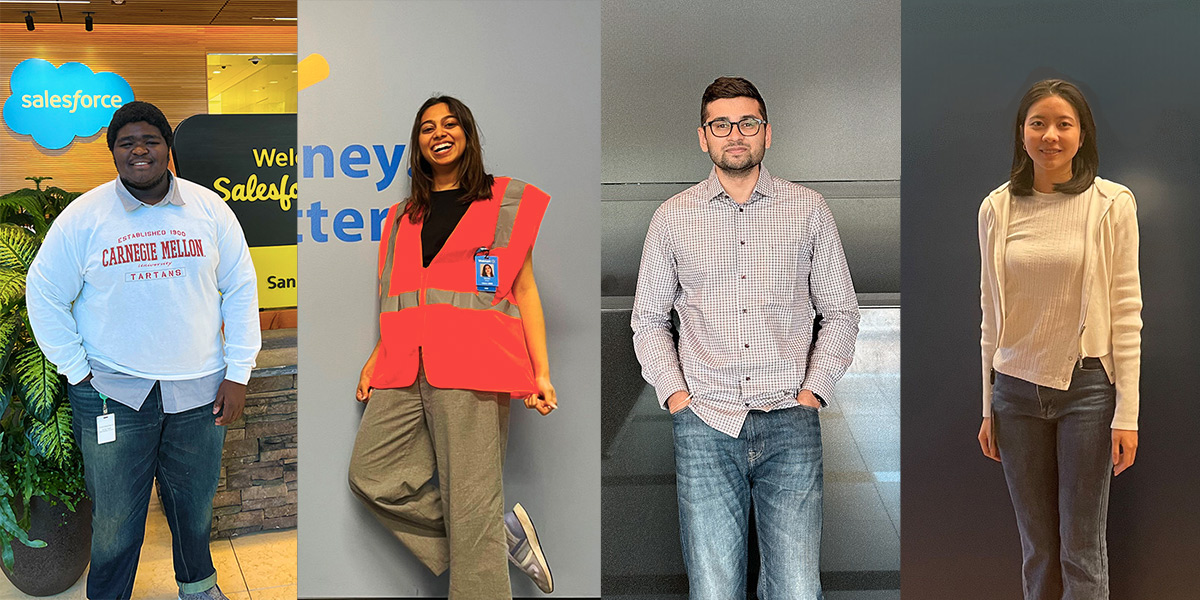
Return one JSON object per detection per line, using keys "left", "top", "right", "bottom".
{"left": 115, "top": 172, "right": 185, "bottom": 211}
{"left": 702, "top": 164, "right": 776, "bottom": 205}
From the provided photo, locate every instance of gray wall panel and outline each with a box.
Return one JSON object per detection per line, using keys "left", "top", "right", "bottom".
{"left": 600, "top": 0, "right": 901, "bottom": 594}
{"left": 297, "top": 1, "right": 600, "bottom": 596}
{"left": 602, "top": 0, "right": 901, "bottom": 183}
{"left": 602, "top": 185, "right": 899, "bottom": 297}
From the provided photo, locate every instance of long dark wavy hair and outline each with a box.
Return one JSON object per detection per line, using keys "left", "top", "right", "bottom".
{"left": 403, "top": 96, "right": 495, "bottom": 223}
{"left": 1009, "top": 79, "right": 1099, "bottom": 196}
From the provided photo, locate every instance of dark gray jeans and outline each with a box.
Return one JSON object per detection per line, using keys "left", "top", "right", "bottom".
{"left": 68, "top": 380, "right": 225, "bottom": 600}
{"left": 993, "top": 360, "right": 1115, "bottom": 600}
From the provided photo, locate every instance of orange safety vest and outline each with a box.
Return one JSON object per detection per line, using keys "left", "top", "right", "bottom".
{"left": 371, "top": 177, "right": 550, "bottom": 395}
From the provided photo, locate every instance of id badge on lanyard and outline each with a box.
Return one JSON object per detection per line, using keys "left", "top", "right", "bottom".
{"left": 475, "top": 247, "right": 498, "bottom": 292}
{"left": 97, "top": 392, "right": 116, "bottom": 444}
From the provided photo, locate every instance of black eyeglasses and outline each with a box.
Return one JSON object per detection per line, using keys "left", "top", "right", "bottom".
{"left": 703, "top": 117, "right": 767, "bottom": 137}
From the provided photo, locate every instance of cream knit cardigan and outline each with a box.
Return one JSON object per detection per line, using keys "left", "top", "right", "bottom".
{"left": 979, "top": 177, "right": 1142, "bottom": 430}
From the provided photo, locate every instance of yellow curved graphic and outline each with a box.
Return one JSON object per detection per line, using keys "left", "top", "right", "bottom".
{"left": 298, "top": 54, "right": 330, "bottom": 91}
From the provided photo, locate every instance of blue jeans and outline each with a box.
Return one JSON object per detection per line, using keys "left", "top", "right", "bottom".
{"left": 68, "top": 380, "right": 226, "bottom": 600}
{"left": 992, "top": 361, "right": 1116, "bottom": 600}
{"left": 673, "top": 405, "right": 823, "bottom": 599}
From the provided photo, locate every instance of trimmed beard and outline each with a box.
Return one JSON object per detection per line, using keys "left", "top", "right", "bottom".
{"left": 120, "top": 170, "right": 169, "bottom": 191}
{"left": 710, "top": 144, "right": 764, "bottom": 176}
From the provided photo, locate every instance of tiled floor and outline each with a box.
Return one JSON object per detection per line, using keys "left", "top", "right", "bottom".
{"left": 0, "top": 493, "right": 296, "bottom": 600}
{"left": 602, "top": 308, "right": 900, "bottom": 598}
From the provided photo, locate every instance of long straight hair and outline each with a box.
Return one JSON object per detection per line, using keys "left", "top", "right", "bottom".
{"left": 1009, "top": 79, "right": 1099, "bottom": 196}
{"left": 403, "top": 96, "right": 494, "bottom": 223}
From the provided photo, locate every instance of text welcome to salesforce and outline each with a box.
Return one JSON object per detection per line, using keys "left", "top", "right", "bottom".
{"left": 19, "top": 89, "right": 125, "bottom": 113}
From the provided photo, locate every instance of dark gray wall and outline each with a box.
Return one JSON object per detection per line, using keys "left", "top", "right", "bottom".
{"left": 902, "top": 1, "right": 1200, "bottom": 597}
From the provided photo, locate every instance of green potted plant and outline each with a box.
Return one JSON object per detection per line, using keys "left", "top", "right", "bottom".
{"left": 0, "top": 176, "right": 91, "bottom": 596}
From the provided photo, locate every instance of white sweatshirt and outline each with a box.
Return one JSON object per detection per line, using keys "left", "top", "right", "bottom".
{"left": 26, "top": 176, "right": 261, "bottom": 386}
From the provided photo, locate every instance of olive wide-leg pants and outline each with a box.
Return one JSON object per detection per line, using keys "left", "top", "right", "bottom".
{"left": 348, "top": 360, "right": 512, "bottom": 599}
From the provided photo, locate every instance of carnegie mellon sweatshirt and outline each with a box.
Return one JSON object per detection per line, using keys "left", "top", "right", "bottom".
{"left": 26, "top": 176, "right": 261, "bottom": 386}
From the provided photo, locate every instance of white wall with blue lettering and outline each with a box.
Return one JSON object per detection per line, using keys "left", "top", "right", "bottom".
{"left": 296, "top": 0, "right": 600, "bottom": 596}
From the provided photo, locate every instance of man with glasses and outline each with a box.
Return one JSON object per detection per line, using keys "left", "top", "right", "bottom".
{"left": 631, "top": 76, "right": 859, "bottom": 598}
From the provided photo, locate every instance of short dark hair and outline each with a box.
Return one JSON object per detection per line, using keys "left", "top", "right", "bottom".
{"left": 106, "top": 101, "right": 173, "bottom": 151}
{"left": 701, "top": 77, "right": 768, "bottom": 125}
{"left": 1009, "top": 79, "right": 1098, "bottom": 196}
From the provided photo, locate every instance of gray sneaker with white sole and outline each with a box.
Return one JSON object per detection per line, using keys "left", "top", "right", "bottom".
{"left": 505, "top": 502, "right": 553, "bottom": 593}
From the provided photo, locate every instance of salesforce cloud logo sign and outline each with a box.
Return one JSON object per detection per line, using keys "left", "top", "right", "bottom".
{"left": 3, "top": 58, "right": 135, "bottom": 150}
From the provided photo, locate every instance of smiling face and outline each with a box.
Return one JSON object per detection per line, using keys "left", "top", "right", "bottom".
{"left": 417, "top": 102, "right": 466, "bottom": 178}
{"left": 1022, "top": 94, "right": 1082, "bottom": 186}
{"left": 112, "top": 121, "right": 170, "bottom": 191}
{"left": 698, "top": 96, "right": 771, "bottom": 175}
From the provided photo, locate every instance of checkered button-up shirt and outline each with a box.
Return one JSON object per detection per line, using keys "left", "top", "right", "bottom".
{"left": 631, "top": 166, "right": 859, "bottom": 437}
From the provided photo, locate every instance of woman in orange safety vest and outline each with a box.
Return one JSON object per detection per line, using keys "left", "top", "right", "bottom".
{"left": 348, "top": 96, "right": 556, "bottom": 598}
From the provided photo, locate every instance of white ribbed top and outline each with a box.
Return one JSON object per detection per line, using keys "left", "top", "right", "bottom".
{"left": 994, "top": 189, "right": 1088, "bottom": 389}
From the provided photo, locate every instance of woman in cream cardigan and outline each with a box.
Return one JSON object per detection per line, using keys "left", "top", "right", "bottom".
{"left": 976, "top": 79, "right": 1140, "bottom": 600}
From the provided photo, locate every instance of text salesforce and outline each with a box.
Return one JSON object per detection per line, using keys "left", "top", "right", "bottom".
{"left": 20, "top": 90, "right": 124, "bottom": 113}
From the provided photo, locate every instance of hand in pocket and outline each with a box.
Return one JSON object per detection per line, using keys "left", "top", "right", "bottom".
{"left": 667, "top": 390, "right": 691, "bottom": 414}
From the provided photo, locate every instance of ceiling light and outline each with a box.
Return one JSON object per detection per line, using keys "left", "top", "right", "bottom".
{"left": 213, "top": 71, "right": 222, "bottom": 74}
{"left": 111, "top": 0, "right": 126, "bottom": 5}
{"left": 24, "top": 11, "right": 33, "bottom": 31}
{"left": 0, "top": 1, "right": 91, "bottom": 4}
{"left": 251, "top": 17, "right": 297, "bottom": 21}
{"left": 84, "top": 12, "right": 94, "bottom": 31}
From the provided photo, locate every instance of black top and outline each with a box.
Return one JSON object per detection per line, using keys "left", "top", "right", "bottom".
{"left": 421, "top": 188, "right": 471, "bottom": 267}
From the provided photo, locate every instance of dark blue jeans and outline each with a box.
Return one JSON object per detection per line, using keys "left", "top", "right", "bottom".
{"left": 993, "top": 361, "right": 1116, "bottom": 600}
{"left": 673, "top": 405, "right": 823, "bottom": 599}
{"left": 68, "top": 380, "right": 226, "bottom": 600}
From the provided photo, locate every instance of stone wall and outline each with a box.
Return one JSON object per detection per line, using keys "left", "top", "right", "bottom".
{"left": 210, "top": 330, "right": 297, "bottom": 538}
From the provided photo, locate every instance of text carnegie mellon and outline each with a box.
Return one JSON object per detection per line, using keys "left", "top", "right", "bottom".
{"left": 102, "top": 238, "right": 206, "bottom": 267}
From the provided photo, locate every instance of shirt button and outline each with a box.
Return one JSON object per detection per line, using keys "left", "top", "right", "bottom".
{"left": 740, "top": 275, "right": 746, "bottom": 279}
{"left": 740, "top": 240, "right": 745, "bottom": 245}
{"left": 744, "top": 343, "right": 750, "bottom": 348}
{"left": 742, "top": 309, "right": 747, "bottom": 313}
{"left": 739, "top": 207, "right": 744, "bottom": 212}
{"left": 745, "top": 376, "right": 751, "bottom": 381}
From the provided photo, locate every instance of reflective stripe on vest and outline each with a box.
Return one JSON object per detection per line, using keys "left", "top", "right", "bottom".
{"left": 379, "top": 287, "right": 520, "bottom": 318}
{"left": 494, "top": 177, "right": 525, "bottom": 248}
{"left": 378, "top": 199, "right": 408, "bottom": 311}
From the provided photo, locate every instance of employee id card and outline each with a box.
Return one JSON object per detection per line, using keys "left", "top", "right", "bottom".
{"left": 475, "top": 247, "right": 498, "bottom": 292}
{"left": 96, "top": 392, "right": 116, "bottom": 444}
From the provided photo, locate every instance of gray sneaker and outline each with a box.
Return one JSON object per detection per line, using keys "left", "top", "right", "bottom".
{"left": 178, "top": 584, "right": 229, "bottom": 600}
{"left": 505, "top": 502, "right": 553, "bottom": 593}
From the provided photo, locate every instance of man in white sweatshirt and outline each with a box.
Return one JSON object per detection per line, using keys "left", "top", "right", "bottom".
{"left": 26, "top": 101, "right": 260, "bottom": 600}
